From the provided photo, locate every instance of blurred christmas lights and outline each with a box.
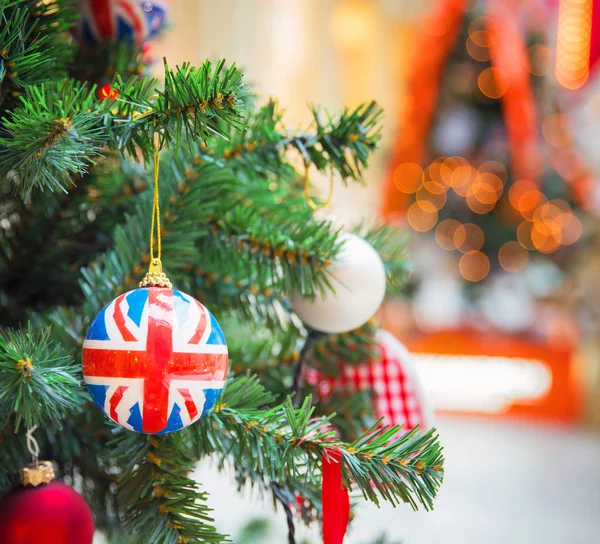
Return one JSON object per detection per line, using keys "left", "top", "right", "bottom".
{"left": 478, "top": 67, "right": 509, "bottom": 99}
{"left": 555, "top": 0, "right": 593, "bottom": 89}
{"left": 459, "top": 250, "right": 490, "bottom": 282}
{"left": 498, "top": 242, "right": 529, "bottom": 273}
{"left": 395, "top": 150, "right": 582, "bottom": 276}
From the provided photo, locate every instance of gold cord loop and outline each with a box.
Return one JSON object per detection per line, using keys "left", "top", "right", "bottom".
{"left": 303, "top": 161, "right": 334, "bottom": 211}
{"left": 150, "top": 147, "right": 161, "bottom": 262}
{"left": 139, "top": 139, "right": 172, "bottom": 288}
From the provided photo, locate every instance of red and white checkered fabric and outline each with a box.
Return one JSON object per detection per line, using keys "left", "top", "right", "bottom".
{"left": 312, "top": 330, "right": 433, "bottom": 431}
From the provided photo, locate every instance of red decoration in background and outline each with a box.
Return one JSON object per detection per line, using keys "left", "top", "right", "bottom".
{"left": 315, "top": 330, "right": 432, "bottom": 544}
{"left": 382, "top": 0, "right": 467, "bottom": 220}
{"left": 322, "top": 450, "right": 350, "bottom": 544}
{"left": 0, "top": 481, "right": 95, "bottom": 544}
{"left": 98, "top": 84, "right": 118, "bottom": 101}
{"left": 315, "top": 330, "right": 433, "bottom": 431}
{"left": 488, "top": 0, "right": 542, "bottom": 184}
{"left": 382, "top": 0, "right": 544, "bottom": 218}
{"left": 590, "top": 0, "right": 600, "bottom": 76}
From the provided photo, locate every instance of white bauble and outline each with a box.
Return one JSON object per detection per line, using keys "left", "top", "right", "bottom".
{"left": 290, "top": 233, "right": 386, "bottom": 334}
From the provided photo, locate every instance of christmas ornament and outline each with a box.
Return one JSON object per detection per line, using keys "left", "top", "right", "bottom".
{"left": 82, "top": 285, "right": 228, "bottom": 434}
{"left": 291, "top": 233, "right": 386, "bottom": 334}
{"left": 76, "top": 0, "right": 169, "bottom": 44}
{"left": 0, "top": 461, "right": 94, "bottom": 544}
{"left": 315, "top": 329, "right": 433, "bottom": 430}
{"left": 82, "top": 146, "right": 228, "bottom": 434}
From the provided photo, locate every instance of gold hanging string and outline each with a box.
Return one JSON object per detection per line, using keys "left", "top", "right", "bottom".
{"left": 139, "top": 138, "right": 172, "bottom": 289}
{"left": 150, "top": 147, "right": 161, "bottom": 263}
{"left": 303, "top": 161, "right": 334, "bottom": 211}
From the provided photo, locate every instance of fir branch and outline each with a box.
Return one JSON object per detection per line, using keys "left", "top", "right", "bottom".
{"left": 115, "top": 433, "right": 227, "bottom": 544}
{"left": 0, "top": 79, "right": 108, "bottom": 197}
{"left": 210, "top": 205, "right": 341, "bottom": 297}
{"left": 0, "top": 325, "right": 81, "bottom": 430}
{"left": 208, "top": 100, "right": 383, "bottom": 183}
{"left": 111, "top": 59, "right": 246, "bottom": 159}
{"left": 197, "top": 376, "right": 444, "bottom": 511}
{"left": 0, "top": 0, "right": 76, "bottom": 112}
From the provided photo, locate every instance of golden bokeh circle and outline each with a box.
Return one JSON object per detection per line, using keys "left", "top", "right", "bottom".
{"left": 459, "top": 251, "right": 490, "bottom": 282}
{"left": 394, "top": 162, "right": 424, "bottom": 194}
{"left": 498, "top": 241, "right": 529, "bottom": 273}
{"left": 407, "top": 201, "right": 438, "bottom": 232}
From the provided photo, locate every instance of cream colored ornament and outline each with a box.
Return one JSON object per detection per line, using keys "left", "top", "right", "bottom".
{"left": 291, "top": 233, "right": 386, "bottom": 334}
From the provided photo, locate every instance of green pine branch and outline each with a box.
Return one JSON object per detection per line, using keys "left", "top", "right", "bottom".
{"left": 0, "top": 79, "right": 108, "bottom": 197}
{"left": 0, "top": 60, "right": 246, "bottom": 199}
{"left": 0, "top": 0, "right": 76, "bottom": 113}
{"left": 111, "top": 59, "right": 246, "bottom": 159}
{"left": 210, "top": 205, "right": 341, "bottom": 297}
{"left": 114, "top": 432, "right": 227, "bottom": 544}
{"left": 0, "top": 325, "right": 82, "bottom": 431}
{"left": 196, "top": 376, "right": 444, "bottom": 511}
{"left": 206, "top": 99, "right": 383, "bottom": 183}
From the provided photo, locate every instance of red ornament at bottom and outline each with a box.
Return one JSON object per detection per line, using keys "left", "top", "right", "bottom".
{"left": 0, "top": 481, "right": 94, "bottom": 544}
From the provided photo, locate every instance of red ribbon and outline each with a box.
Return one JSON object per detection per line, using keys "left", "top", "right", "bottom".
{"left": 322, "top": 449, "right": 350, "bottom": 544}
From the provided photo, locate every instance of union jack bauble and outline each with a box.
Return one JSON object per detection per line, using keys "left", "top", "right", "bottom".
{"left": 76, "top": 0, "right": 169, "bottom": 44}
{"left": 82, "top": 287, "right": 228, "bottom": 434}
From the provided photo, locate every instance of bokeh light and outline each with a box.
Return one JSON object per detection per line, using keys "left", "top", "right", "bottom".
{"left": 478, "top": 67, "right": 509, "bottom": 99}
{"left": 517, "top": 221, "right": 536, "bottom": 250}
{"left": 394, "top": 162, "right": 423, "bottom": 194}
{"left": 466, "top": 185, "right": 497, "bottom": 214}
{"left": 561, "top": 214, "right": 582, "bottom": 245}
{"left": 407, "top": 201, "right": 438, "bottom": 232}
{"left": 467, "top": 31, "right": 491, "bottom": 62}
{"left": 454, "top": 223, "right": 485, "bottom": 253}
{"left": 435, "top": 219, "right": 462, "bottom": 250}
{"left": 555, "top": 0, "right": 593, "bottom": 89}
{"left": 542, "top": 113, "right": 572, "bottom": 147}
{"left": 531, "top": 223, "right": 561, "bottom": 253}
{"left": 498, "top": 241, "right": 529, "bottom": 273}
{"left": 451, "top": 164, "right": 478, "bottom": 196}
{"left": 417, "top": 185, "right": 447, "bottom": 210}
{"left": 423, "top": 160, "right": 450, "bottom": 194}
{"left": 479, "top": 160, "right": 507, "bottom": 182}
{"left": 509, "top": 180, "right": 546, "bottom": 219}
{"left": 472, "top": 172, "right": 503, "bottom": 205}
{"left": 459, "top": 251, "right": 490, "bottom": 282}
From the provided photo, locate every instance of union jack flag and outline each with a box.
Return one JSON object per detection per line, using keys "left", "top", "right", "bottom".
{"left": 77, "top": 0, "right": 169, "bottom": 44}
{"left": 82, "top": 288, "right": 228, "bottom": 434}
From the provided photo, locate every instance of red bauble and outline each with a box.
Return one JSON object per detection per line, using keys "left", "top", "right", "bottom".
{"left": 0, "top": 481, "right": 94, "bottom": 544}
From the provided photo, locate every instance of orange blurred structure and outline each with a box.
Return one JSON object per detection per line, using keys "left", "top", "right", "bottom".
{"left": 407, "top": 330, "right": 582, "bottom": 422}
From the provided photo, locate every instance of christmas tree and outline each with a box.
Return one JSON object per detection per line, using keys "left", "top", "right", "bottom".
{"left": 0, "top": 2, "right": 443, "bottom": 543}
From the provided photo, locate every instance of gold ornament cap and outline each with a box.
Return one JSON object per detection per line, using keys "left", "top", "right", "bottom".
{"left": 139, "top": 258, "right": 172, "bottom": 288}
{"left": 20, "top": 460, "right": 55, "bottom": 487}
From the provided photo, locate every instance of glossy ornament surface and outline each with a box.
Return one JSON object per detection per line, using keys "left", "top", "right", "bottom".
{"left": 76, "top": 0, "right": 169, "bottom": 44}
{"left": 82, "top": 287, "right": 228, "bottom": 434}
{"left": 290, "top": 233, "right": 386, "bottom": 334}
{"left": 0, "top": 481, "right": 94, "bottom": 544}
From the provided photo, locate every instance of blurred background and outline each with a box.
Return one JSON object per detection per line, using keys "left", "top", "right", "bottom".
{"left": 148, "top": 1, "right": 600, "bottom": 542}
